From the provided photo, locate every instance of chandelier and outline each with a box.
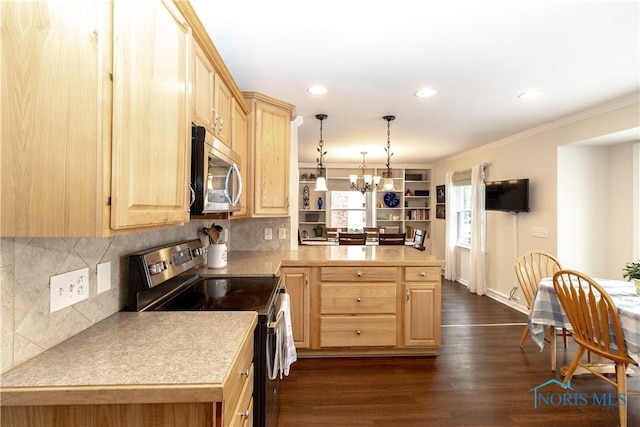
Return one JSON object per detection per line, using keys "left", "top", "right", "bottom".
{"left": 314, "top": 114, "right": 328, "bottom": 192}
{"left": 350, "top": 151, "right": 381, "bottom": 194}
{"left": 382, "top": 115, "right": 396, "bottom": 191}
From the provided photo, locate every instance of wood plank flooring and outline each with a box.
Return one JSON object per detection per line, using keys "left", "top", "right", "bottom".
{"left": 277, "top": 279, "right": 639, "bottom": 426}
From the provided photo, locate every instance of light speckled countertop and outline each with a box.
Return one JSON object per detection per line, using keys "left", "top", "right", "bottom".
{"left": 1, "top": 311, "right": 257, "bottom": 405}
{"left": 200, "top": 245, "right": 444, "bottom": 277}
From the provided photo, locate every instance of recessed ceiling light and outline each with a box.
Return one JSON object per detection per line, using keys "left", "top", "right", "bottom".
{"left": 308, "top": 85, "right": 327, "bottom": 95}
{"left": 518, "top": 91, "right": 542, "bottom": 100}
{"left": 414, "top": 88, "right": 437, "bottom": 98}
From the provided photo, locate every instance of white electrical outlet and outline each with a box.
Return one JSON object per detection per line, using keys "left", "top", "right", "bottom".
{"left": 264, "top": 228, "right": 273, "bottom": 240}
{"left": 50, "top": 267, "right": 89, "bottom": 313}
{"left": 532, "top": 227, "right": 548, "bottom": 238}
{"left": 278, "top": 228, "right": 286, "bottom": 240}
{"left": 97, "top": 261, "right": 111, "bottom": 294}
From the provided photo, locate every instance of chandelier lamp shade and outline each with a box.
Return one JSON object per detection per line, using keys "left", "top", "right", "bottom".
{"left": 314, "top": 114, "right": 329, "bottom": 192}
{"left": 350, "top": 151, "right": 381, "bottom": 194}
{"left": 382, "top": 115, "right": 396, "bottom": 191}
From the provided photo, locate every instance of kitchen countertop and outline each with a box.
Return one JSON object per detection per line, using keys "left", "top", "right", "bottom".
{"left": 1, "top": 311, "right": 257, "bottom": 406}
{"left": 200, "top": 245, "right": 444, "bottom": 277}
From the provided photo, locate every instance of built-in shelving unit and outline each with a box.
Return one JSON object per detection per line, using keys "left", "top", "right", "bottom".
{"left": 298, "top": 166, "right": 432, "bottom": 245}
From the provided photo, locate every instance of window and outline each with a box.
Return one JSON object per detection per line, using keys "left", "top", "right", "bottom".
{"left": 329, "top": 191, "right": 366, "bottom": 231}
{"left": 455, "top": 185, "right": 472, "bottom": 246}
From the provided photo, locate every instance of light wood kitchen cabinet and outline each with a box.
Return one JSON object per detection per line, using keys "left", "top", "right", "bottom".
{"left": 231, "top": 100, "right": 248, "bottom": 217}
{"left": 243, "top": 92, "right": 295, "bottom": 217}
{"left": 279, "top": 267, "right": 310, "bottom": 348}
{"left": 1, "top": 0, "right": 191, "bottom": 237}
{"left": 319, "top": 266, "right": 397, "bottom": 348}
{"left": 110, "top": 0, "right": 192, "bottom": 229}
{"left": 214, "top": 73, "right": 233, "bottom": 146}
{"left": 193, "top": 39, "right": 215, "bottom": 130}
{"left": 403, "top": 267, "right": 442, "bottom": 347}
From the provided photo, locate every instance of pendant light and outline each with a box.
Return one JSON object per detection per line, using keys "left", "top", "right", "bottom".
{"left": 382, "top": 115, "right": 396, "bottom": 191}
{"left": 314, "top": 114, "right": 329, "bottom": 192}
{"left": 349, "top": 152, "right": 381, "bottom": 194}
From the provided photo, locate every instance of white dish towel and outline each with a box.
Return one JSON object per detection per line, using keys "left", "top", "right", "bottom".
{"left": 269, "top": 292, "right": 297, "bottom": 379}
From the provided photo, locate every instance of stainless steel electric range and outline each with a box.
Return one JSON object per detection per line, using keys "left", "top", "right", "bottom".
{"left": 127, "top": 239, "right": 283, "bottom": 427}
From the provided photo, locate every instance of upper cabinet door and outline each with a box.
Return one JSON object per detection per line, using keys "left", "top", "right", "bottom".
{"left": 214, "top": 73, "right": 233, "bottom": 146}
{"left": 111, "top": 0, "right": 192, "bottom": 229}
{"left": 193, "top": 40, "right": 215, "bottom": 131}
{"left": 244, "top": 92, "right": 294, "bottom": 217}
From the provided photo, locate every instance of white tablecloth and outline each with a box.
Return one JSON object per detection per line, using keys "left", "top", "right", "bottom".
{"left": 528, "top": 277, "right": 640, "bottom": 362}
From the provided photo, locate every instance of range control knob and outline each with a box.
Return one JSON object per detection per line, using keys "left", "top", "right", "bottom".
{"left": 148, "top": 261, "right": 167, "bottom": 275}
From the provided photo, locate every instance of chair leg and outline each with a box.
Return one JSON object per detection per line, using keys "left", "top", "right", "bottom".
{"left": 519, "top": 326, "right": 529, "bottom": 348}
{"left": 616, "top": 363, "right": 628, "bottom": 427}
{"left": 562, "top": 346, "right": 585, "bottom": 384}
{"left": 550, "top": 326, "right": 557, "bottom": 372}
{"left": 562, "top": 328, "right": 569, "bottom": 348}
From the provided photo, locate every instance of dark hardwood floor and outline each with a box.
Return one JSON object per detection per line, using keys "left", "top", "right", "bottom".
{"left": 277, "top": 279, "right": 639, "bottom": 426}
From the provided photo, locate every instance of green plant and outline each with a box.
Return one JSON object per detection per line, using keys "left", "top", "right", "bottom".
{"left": 622, "top": 260, "right": 640, "bottom": 280}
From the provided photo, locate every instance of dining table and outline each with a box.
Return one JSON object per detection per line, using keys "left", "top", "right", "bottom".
{"left": 528, "top": 277, "right": 640, "bottom": 372}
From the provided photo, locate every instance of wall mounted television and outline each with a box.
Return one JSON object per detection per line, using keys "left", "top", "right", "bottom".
{"left": 485, "top": 178, "right": 530, "bottom": 213}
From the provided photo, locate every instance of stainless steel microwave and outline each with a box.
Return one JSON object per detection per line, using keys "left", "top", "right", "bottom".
{"left": 191, "top": 125, "right": 243, "bottom": 214}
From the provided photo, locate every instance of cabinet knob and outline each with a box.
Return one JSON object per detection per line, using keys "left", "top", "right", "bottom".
{"left": 356, "top": 329, "right": 361, "bottom": 335}
{"left": 240, "top": 369, "right": 250, "bottom": 378}
{"left": 240, "top": 409, "right": 251, "bottom": 419}
{"left": 356, "top": 297, "right": 362, "bottom": 302}
{"left": 356, "top": 271, "right": 362, "bottom": 277}
{"left": 420, "top": 271, "right": 426, "bottom": 277}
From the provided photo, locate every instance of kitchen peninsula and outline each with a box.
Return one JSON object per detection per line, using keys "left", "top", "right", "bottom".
{"left": 202, "top": 246, "right": 445, "bottom": 356}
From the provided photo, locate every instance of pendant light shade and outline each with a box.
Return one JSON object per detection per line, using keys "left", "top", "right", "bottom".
{"left": 314, "top": 114, "right": 329, "bottom": 192}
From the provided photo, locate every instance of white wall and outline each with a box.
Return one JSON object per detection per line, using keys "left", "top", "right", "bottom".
{"left": 431, "top": 95, "right": 639, "bottom": 304}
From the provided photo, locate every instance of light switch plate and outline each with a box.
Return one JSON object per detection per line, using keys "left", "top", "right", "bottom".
{"left": 278, "top": 228, "right": 286, "bottom": 239}
{"left": 97, "top": 261, "right": 111, "bottom": 294}
{"left": 50, "top": 267, "right": 89, "bottom": 312}
{"left": 532, "top": 227, "right": 548, "bottom": 238}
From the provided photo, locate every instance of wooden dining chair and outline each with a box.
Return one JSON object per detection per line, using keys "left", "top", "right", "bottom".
{"left": 553, "top": 270, "right": 638, "bottom": 427}
{"left": 364, "top": 227, "right": 380, "bottom": 242}
{"left": 326, "top": 228, "right": 342, "bottom": 242}
{"left": 338, "top": 233, "right": 366, "bottom": 245}
{"left": 378, "top": 233, "right": 406, "bottom": 245}
{"left": 514, "top": 251, "right": 567, "bottom": 347}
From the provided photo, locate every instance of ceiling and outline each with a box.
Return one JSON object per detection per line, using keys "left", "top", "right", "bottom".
{"left": 190, "top": 0, "right": 639, "bottom": 166}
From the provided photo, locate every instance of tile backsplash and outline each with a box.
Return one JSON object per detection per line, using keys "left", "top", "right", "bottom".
{"left": 0, "top": 217, "right": 290, "bottom": 373}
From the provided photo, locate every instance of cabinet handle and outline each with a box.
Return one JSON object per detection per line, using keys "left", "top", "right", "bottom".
{"left": 420, "top": 271, "right": 426, "bottom": 277}
{"left": 406, "top": 289, "right": 410, "bottom": 302}
{"left": 240, "top": 369, "right": 250, "bottom": 378}
{"left": 356, "top": 297, "right": 362, "bottom": 302}
{"left": 356, "top": 271, "right": 362, "bottom": 277}
{"left": 356, "top": 329, "right": 361, "bottom": 335}
{"left": 218, "top": 117, "right": 224, "bottom": 134}
{"left": 304, "top": 273, "right": 309, "bottom": 287}
{"left": 240, "top": 409, "right": 251, "bottom": 419}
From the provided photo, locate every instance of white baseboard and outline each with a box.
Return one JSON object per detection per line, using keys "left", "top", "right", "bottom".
{"left": 449, "top": 279, "right": 529, "bottom": 315}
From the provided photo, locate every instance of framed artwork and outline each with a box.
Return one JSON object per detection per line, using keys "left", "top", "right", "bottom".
{"left": 412, "top": 229, "right": 425, "bottom": 251}
{"left": 436, "top": 204, "right": 446, "bottom": 219}
{"left": 436, "top": 185, "right": 445, "bottom": 204}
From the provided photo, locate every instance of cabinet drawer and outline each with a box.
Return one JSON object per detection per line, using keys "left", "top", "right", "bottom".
{"left": 320, "top": 267, "right": 396, "bottom": 282}
{"left": 228, "top": 366, "right": 254, "bottom": 427}
{"left": 404, "top": 266, "right": 440, "bottom": 282}
{"left": 223, "top": 331, "right": 253, "bottom": 422}
{"left": 320, "top": 283, "right": 396, "bottom": 314}
{"left": 320, "top": 316, "right": 396, "bottom": 347}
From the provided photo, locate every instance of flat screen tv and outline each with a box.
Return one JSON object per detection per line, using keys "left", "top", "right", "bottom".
{"left": 485, "top": 179, "right": 530, "bottom": 213}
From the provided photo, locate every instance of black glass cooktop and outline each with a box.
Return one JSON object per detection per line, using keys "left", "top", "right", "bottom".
{"left": 153, "top": 276, "right": 281, "bottom": 317}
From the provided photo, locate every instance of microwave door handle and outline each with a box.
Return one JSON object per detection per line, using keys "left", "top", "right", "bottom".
{"left": 224, "top": 166, "right": 233, "bottom": 204}
{"left": 231, "top": 163, "right": 243, "bottom": 207}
